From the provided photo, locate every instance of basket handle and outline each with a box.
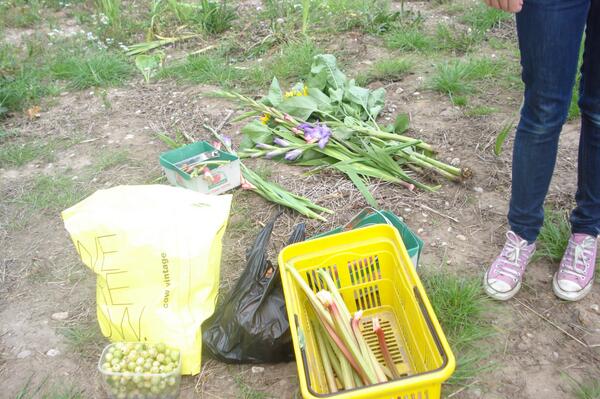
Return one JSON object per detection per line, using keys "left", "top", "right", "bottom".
{"left": 341, "top": 207, "right": 393, "bottom": 231}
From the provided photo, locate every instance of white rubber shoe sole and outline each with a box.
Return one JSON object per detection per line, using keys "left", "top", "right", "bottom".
{"left": 552, "top": 273, "right": 594, "bottom": 301}
{"left": 483, "top": 275, "right": 522, "bottom": 301}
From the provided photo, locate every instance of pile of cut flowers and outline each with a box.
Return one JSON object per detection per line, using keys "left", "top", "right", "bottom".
{"left": 214, "top": 54, "right": 468, "bottom": 211}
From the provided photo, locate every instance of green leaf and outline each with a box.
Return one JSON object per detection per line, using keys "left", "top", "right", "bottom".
{"left": 307, "top": 54, "right": 347, "bottom": 91}
{"left": 328, "top": 87, "right": 344, "bottom": 104}
{"left": 267, "top": 77, "right": 284, "bottom": 107}
{"left": 336, "top": 165, "right": 378, "bottom": 208}
{"left": 367, "top": 87, "right": 386, "bottom": 118}
{"left": 279, "top": 95, "right": 319, "bottom": 120}
{"left": 494, "top": 120, "right": 514, "bottom": 156}
{"left": 135, "top": 53, "right": 163, "bottom": 83}
{"left": 307, "top": 87, "right": 332, "bottom": 112}
{"left": 393, "top": 113, "right": 410, "bottom": 134}
{"left": 299, "top": 149, "right": 326, "bottom": 162}
{"left": 155, "top": 132, "right": 182, "bottom": 149}
{"left": 240, "top": 120, "right": 272, "bottom": 149}
{"left": 332, "top": 126, "right": 354, "bottom": 140}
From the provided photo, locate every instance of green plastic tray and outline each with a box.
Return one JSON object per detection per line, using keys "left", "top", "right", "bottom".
{"left": 312, "top": 208, "right": 423, "bottom": 267}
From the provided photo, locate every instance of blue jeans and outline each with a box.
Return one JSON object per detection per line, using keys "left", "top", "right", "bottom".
{"left": 508, "top": 0, "right": 600, "bottom": 243}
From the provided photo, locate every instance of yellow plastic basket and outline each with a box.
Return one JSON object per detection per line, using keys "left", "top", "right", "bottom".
{"left": 278, "top": 224, "right": 455, "bottom": 399}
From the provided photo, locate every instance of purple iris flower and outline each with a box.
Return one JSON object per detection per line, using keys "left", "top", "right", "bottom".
{"left": 222, "top": 135, "right": 232, "bottom": 148}
{"left": 297, "top": 122, "right": 331, "bottom": 149}
{"left": 284, "top": 148, "right": 304, "bottom": 161}
{"left": 273, "top": 137, "right": 291, "bottom": 147}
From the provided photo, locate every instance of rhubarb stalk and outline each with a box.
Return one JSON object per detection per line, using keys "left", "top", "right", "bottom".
{"left": 317, "top": 291, "right": 378, "bottom": 385}
{"left": 373, "top": 317, "right": 401, "bottom": 379}
{"left": 352, "top": 311, "right": 387, "bottom": 383}
{"left": 312, "top": 320, "right": 338, "bottom": 393}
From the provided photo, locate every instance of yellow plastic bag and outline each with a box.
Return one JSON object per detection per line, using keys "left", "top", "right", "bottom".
{"left": 62, "top": 185, "right": 232, "bottom": 375}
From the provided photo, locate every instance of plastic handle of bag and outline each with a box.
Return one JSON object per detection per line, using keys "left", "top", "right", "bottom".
{"left": 341, "top": 207, "right": 392, "bottom": 231}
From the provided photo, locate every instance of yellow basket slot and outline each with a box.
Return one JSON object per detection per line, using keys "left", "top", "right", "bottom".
{"left": 278, "top": 224, "right": 455, "bottom": 399}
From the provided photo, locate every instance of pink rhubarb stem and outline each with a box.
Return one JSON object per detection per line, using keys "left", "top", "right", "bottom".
{"left": 373, "top": 317, "right": 401, "bottom": 379}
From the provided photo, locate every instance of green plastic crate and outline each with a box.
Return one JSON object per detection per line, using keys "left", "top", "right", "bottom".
{"left": 312, "top": 208, "right": 423, "bottom": 267}
{"left": 160, "top": 141, "right": 241, "bottom": 195}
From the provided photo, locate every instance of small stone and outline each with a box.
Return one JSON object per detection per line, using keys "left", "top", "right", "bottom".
{"left": 17, "top": 350, "right": 32, "bottom": 359}
{"left": 590, "top": 304, "right": 599, "bottom": 314}
{"left": 446, "top": 260, "right": 452, "bottom": 265}
{"left": 447, "top": 227, "right": 453, "bottom": 232}
{"left": 526, "top": 333, "right": 534, "bottom": 338}
{"left": 417, "top": 228, "right": 424, "bottom": 234}
{"left": 552, "top": 352, "right": 559, "bottom": 360}
{"left": 125, "top": 134, "right": 134, "bottom": 140}
{"left": 404, "top": 207, "right": 411, "bottom": 212}
{"left": 471, "top": 388, "right": 483, "bottom": 398}
{"left": 517, "top": 342, "right": 528, "bottom": 351}
{"left": 395, "top": 87, "right": 404, "bottom": 94}
{"left": 413, "top": 91, "right": 420, "bottom": 96}
{"left": 450, "top": 157, "right": 460, "bottom": 166}
{"left": 46, "top": 349, "right": 60, "bottom": 357}
{"left": 51, "top": 311, "right": 69, "bottom": 321}
{"left": 251, "top": 366, "right": 264, "bottom": 373}
{"left": 474, "top": 187, "right": 484, "bottom": 193}
{"left": 430, "top": 242, "right": 437, "bottom": 247}
{"left": 457, "top": 234, "right": 467, "bottom": 241}
{"left": 441, "top": 242, "right": 448, "bottom": 246}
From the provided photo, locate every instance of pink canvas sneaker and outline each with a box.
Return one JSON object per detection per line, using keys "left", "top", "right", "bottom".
{"left": 553, "top": 233, "right": 597, "bottom": 301}
{"left": 484, "top": 231, "right": 536, "bottom": 300}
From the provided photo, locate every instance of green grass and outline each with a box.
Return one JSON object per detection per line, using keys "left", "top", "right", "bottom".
{"left": 0, "top": 42, "right": 59, "bottom": 114}
{"left": 466, "top": 105, "right": 497, "bottom": 117}
{"left": 160, "top": 53, "right": 243, "bottom": 86}
{"left": 435, "top": 23, "right": 480, "bottom": 54}
{"left": 0, "top": 136, "right": 80, "bottom": 168}
{"left": 58, "top": 323, "right": 106, "bottom": 359}
{"left": 270, "top": 39, "right": 319, "bottom": 81}
{"left": 324, "top": 0, "right": 401, "bottom": 34}
{"left": 421, "top": 272, "right": 495, "bottom": 386}
{"left": 194, "top": 0, "right": 237, "bottom": 34}
{"left": 385, "top": 25, "right": 434, "bottom": 53}
{"left": 461, "top": 3, "right": 511, "bottom": 33}
{"left": 0, "top": 0, "right": 42, "bottom": 28}
{"left": 571, "top": 378, "right": 600, "bottom": 399}
{"left": 234, "top": 375, "right": 271, "bottom": 399}
{"left": 0, "top": 142, "right": 46, "bottom": 168}
{"left": 429, "top": 58, "right": 503, "bottom": 103}
{"left": 535, "top": 209, "right": 571, "bottom": 263}
{"left": 17, "top": 175, "right": 89, "bottom": 213}
{"left": 50, "top": 52, "right": 133, "bottom": 89}
{"left": 356, "top": 57, "right": 413, "bottom": 85}
{"left": 15, "top": 378, "right": 84, "bottom": 399}
{"left": 93, "top": 149, "right": 130, "bottom": 173}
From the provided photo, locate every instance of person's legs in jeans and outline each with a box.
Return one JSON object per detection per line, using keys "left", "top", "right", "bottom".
{"left": 484, "top": 0, "right": 590, "bottom": 300}
{"left": 571, "top": 0, "right": 600, "bottom": 237}
{"left": 508, "top": 0, "right": 590, "bottom": 243}
{"left": 554, "top": 0, "right": 600, "bottom": 301}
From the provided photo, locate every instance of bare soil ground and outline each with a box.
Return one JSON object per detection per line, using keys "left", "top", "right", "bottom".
{"left": 1, "top": 0, "right": 600, "bottom": 398}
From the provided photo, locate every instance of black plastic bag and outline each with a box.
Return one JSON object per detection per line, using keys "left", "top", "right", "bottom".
{"left": 202, "top": 213, "right": 305, "bottom": 363}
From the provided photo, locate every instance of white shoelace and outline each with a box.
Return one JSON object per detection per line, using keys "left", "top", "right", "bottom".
{"left": 561, "top": 237, "right": 596, "bottom": 279}
{"left": 496, "top": 232, "right": 530, "bottom": 281}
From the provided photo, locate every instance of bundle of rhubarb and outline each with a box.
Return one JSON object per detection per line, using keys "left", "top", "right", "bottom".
{"left": 288, "top": 266, "right": 402, "bottom": 393}
{"left": 214, "top": 54, "right": 469, "bottom": 208}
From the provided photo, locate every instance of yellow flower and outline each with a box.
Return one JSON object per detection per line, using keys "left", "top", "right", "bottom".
{"left": 303, "top": 85, "right": 308, "bottom": 96}
{"left": 259, "top": 113, "right": 271, "bottom": 124}
{"left": 284, "top": 91, "right": 295, "bottom": 98}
